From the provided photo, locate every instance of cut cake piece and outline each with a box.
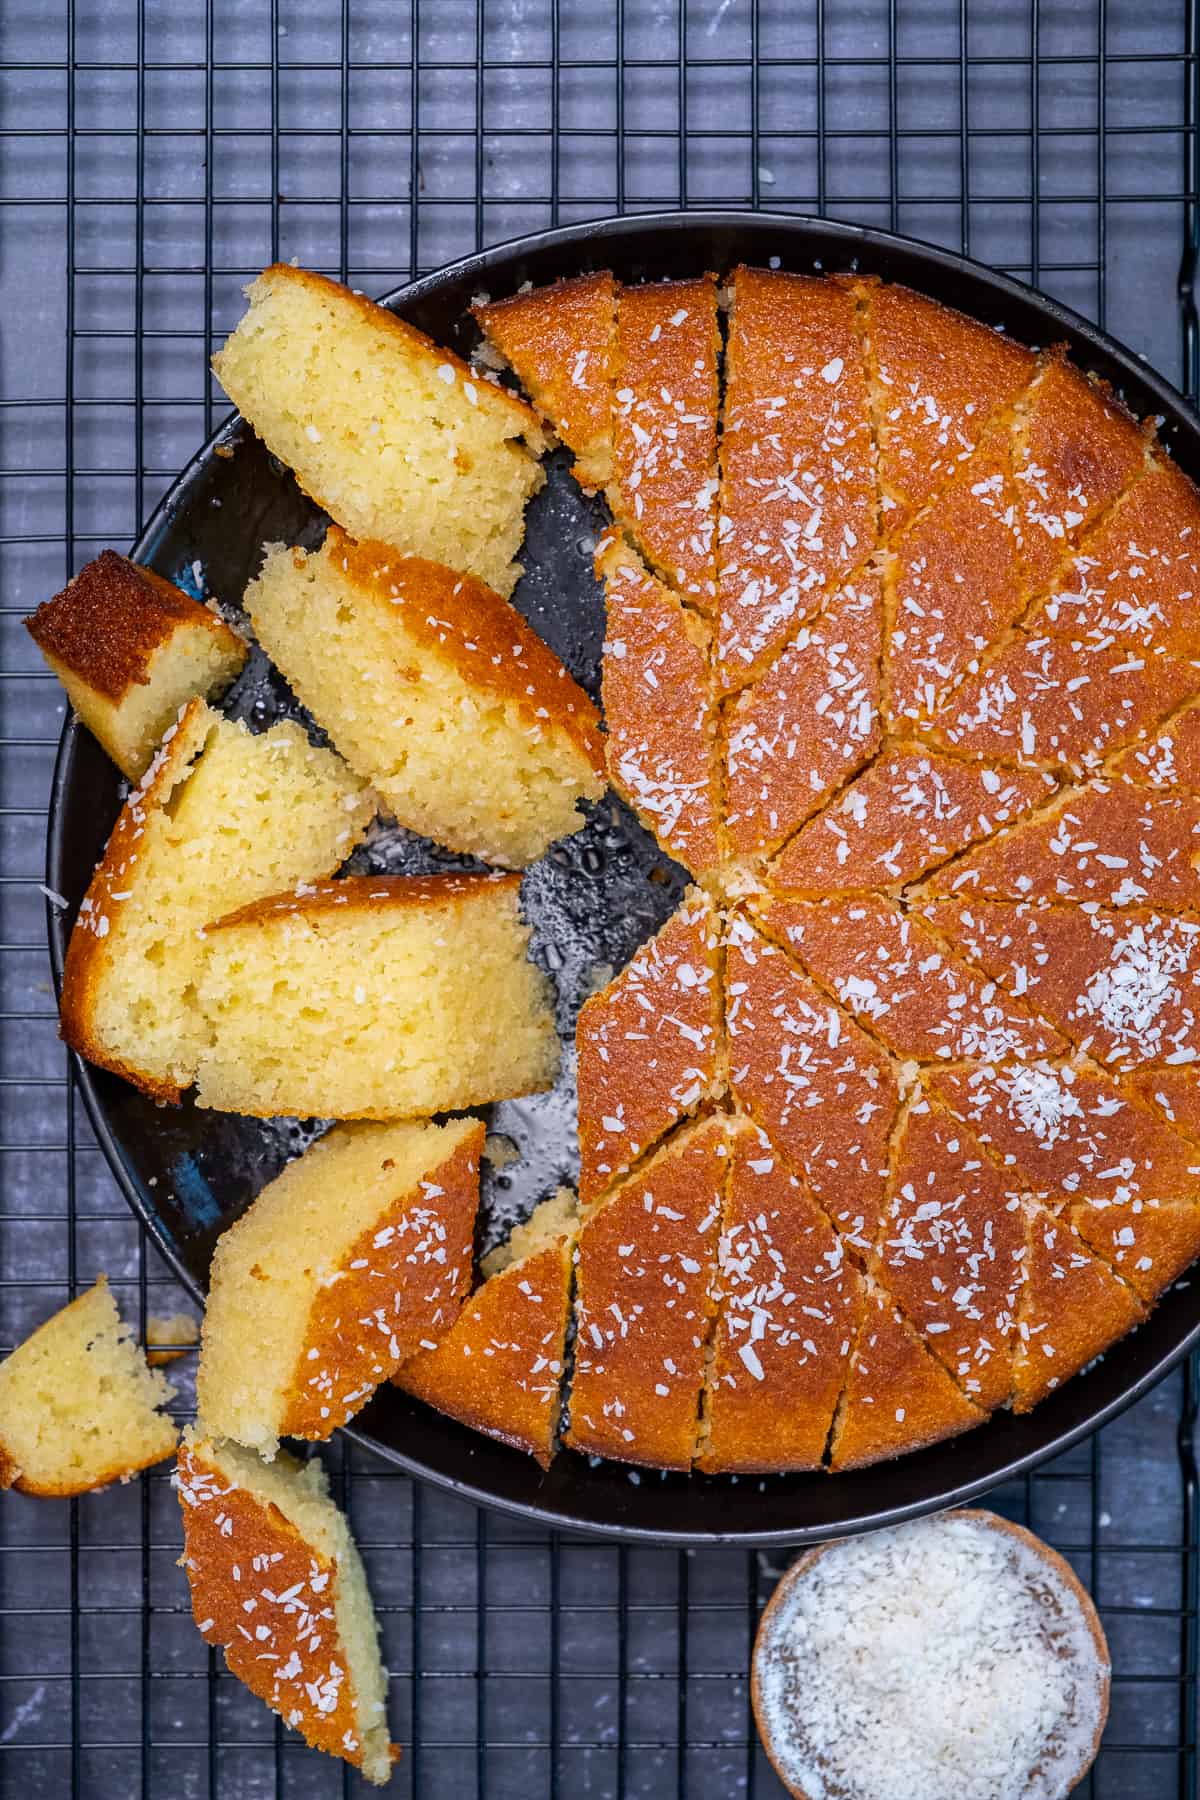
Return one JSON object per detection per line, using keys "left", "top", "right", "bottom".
{"left": 723, "top": 575, "right": 883, "bottom": 863}
{"left": 59, "top": 698, "right": 374, "bottom": 1102}
{"left": 1013, "top": 1213, "right": 1143, "bottom": 1412}
{"left": 597, "top": 532, "right": 721, "bottom": 877}
{"left": 715, "top": 266, "right": 875, "bottom": 687}
{"left": 770, "top": 745, "right": 1054, "bottom": 896}
{"left": 827, "top": 1277, "right": 986, "bottom": 1472}
{"left": 566, "top": 1116, "right": 729, "bottom": 1470}
{"left": 472, "top": 272, "right": 616, "bottom": 488}
{"left": 176, "top": 1431, "right": 396, "bottom": 1784}
{"left": 876, "top": 1103, "right": 1026, "bottom": 1409}
{"left": 864, "top": 281, "right": 1035, "bottom": 530}
{"left": 1011, "top": 354, "right": 1150, "bottom": 592}
{"left": 245, "top": 530, "right": 604, "bottom": 868}
{"left": 193, "top": 872, "right": 559, "bottom": 1119}
{"left": 576, "top": 888, "right": 722, "bottom": 1208}
{"left": 197, "top": 1117, "right": 483, "bottom": 1455}
{"left": 697, "top": 1121, "right": 862, "bottom": 1474}
{"left": 1109, "top": 699, "right": 1200, "bottom": 791}
{"left": 922, "top": 779, "right": 1200, "bottom": 910}
{"left": 25, "top": 551, "right": 247, "bottom": 780}
{"left": 759, "top": 893, "right": 1067, "bottom": 1064}
{"left": 725, "top": 914, "right": 899, "bottom": 1250}
{"left": 0, "top": 1276, "right": 177, "bottom": 1495}
{"left": 396, "top": 1187, "right": 579, "bottom": 1467}
{"left": 1131, "top": 1069, "right": 1200, "bottom": 1142}
{"left": 212, "top": 263, "right": 547, "bottom": 597}
{"left": 610, "top": 274, "right": 721, "bottom": 611}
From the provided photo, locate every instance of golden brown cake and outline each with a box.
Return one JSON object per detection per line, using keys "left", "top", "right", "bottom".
{"left": 566, "top": 1116, "right": 729, "bottom": 1470}
{"left": 715, "top": 267, "right": 875, "bottom": 688}
{"left": 25, "top": 551, "right": 247, "bottom": 780}
{"left": 396, "top": 1188, "right": 578, "bottom": 1467}
{"left": 1131, "top": 1068, "right": 1200, "bottom": 1141}
{"left": 576, "top": 887, "right": 722, "bottom": 1207}
{"left": 197, "top": 1118, "right": 483, "bottom": 1454}
{"left": 1110, "top": 699, "right": 1200, "bottom": 789}
{"left": 176, "top": 1432, "right": 396, "bottom": 1784}
{"left": 596, "top": 532, "right": 721, "bottom": 876}
{"left": 472, "top": 272, "right": 616, "bottom": 487}
{"left": 697, "top": 1121, "right": 861, "bottom": 1474}
{"left": 1012, "top": 1214, "right": 1143, "bottom": 1411}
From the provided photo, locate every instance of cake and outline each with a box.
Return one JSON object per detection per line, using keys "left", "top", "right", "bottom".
{"left": 245, "top": 528, "right": 604, "bottom": 867}
{"left": 197, "top": 1117, "right": 484, "bottom": 1455}
{"left": 176, "top": 1431, "right": 397, "bottom": 1784}
{"left": 575, "top": 886, "right": 722, "bottom": 1206}
{"left": 59, "top": 698, "right": 374, "bottom": 1101}
{"left": 193, "top": 872, "right": 559, "bottom": 1119}
{"left": 0, "top": 1276, "right": 177, "bottom": 1494}
{"left": 396, "top": 1187, "right": 578, "bottom": 1466}
{"left": 25, "top": 551, "right": 247, "bottom": 779}
{"left": 751, "top": 1511, "right": 1110, "bottom": 1800}
{"left": 213, "top": 263, "right": 547, "bottom": 597}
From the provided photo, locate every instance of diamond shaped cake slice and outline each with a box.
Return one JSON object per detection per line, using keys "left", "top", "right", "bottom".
{"left": 1109, "top": 700, "right": 1200, "bottom": 791}
{"left": 1013, "top": 1211, "right": 1143, "bottom": 1411}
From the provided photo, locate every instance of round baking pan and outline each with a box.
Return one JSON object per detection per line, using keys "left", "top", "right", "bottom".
{"left": 45, "top": 210, "right": 1200, "bottom": 1545}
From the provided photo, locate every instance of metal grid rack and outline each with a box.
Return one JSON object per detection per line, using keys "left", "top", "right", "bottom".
{"left": 2, "top": 1, "right": 1199, "bottom": 1794}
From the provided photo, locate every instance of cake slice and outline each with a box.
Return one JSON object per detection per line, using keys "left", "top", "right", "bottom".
{"left": 1069, "top": 1188, "right": 1200, "bottom": 1306}
{"left": 245, "top": 530, "right": 604, "bottom": 867}
{"left": 876, "top": 1103, "right": 1026, "bottom": 1409}
{"left": 1013, "top": 1213, "right": 1143, "bottom": 1411}
{"left": 759, "top": 893, "right": 1066, "bottom": 1064}
{"left": 597, "top": 533, "right": 721, "bottom": 877}
{"left": 576, "top": 888, "right": 722, "bottom": 1207}
{"left": 922, "top": 898, "right": 1200, "bottom": 1071}
{"left": 1131, "top": 1069, "right": 1200, "bottom": 1142}
{"left": 922, "top": 779, "right": 1200, "bottom": 910}
{"left": 176, "top": 1431, "right": 396, "bottom": 1784}
{"left": 25, "top": 551, "right": 247, "bottom": 780}
{"left": 1109, "top": 699, "right": 1200, "bottom": 791}
{"left": 198, "top": 1117, "right": 483, "bottom": 1455}
{"left": 193, "top": 872, "right": 559, "bottom": 1119}
{"left": 864, "top": 281, "right": 1035, "bottom": 530}
{"left": 697, "top": 1122, "right": 862, "bottom": 1474}
{"left": 723, "top": 575, "right": 883, "bottom": 863}
{"left": 610, "top": 275, "right": 721, "bottom": 611}
{"left": 566, "top": 1116, "right": 728, "bottom": 1470}
{"left": 1011, "top": 354, "right": 1150, "bottom": 592}
{"left": 472, "top": 272, "right": 616, "bottom": 487}
{"left": 884, "top": 436, "right": 1028, "bottom": 723}
{"left": 827, "top": 1278, "right": 987, "bottom": 1471}
{"left": 725, "top": 914, "right": 899, "bottom": 1250}
{"left": 60, "top": 699, "right": 374, "bottom": 1101}
{"left": 213, "top": 264, "right": 547, "bottom": 597}
{"left": 770, "top": 745, "right": 1054, "bottom": 897}
{"left": 0, "top": 1277, "right": 177, "bottom": 1495}
{"left": 396, "top": 1187, "right": 578, "bottom": 1467}
{"left": 715, "top": 267, "right": 876, "bottom": 687}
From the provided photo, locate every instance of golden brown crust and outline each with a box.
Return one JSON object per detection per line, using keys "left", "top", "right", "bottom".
{"left": 866, "top": 282, "right": 1035, "bottom": 527}
{"left": 207, "top": 869, "right": 523, "bottom": 935}
{"left": 611, "top": 275, "right": 720, "bottom": 610}
{"left": 725, "top": 915, "right": 899, "bottom": 1251}
{"left": 280, "top": 1121, "right": 483, "bottom": 1439}
{"left": 771, "top": 746, "right": 1053, "bottom": 896}
{"left": 1109, "top": 700, "right": 1200, "bottom": 790}
{"left": 724, "top": 577, "right": 883, "bottom": 860}
{"left": 472, "top": 272, "right": 616, "bottom": 485}
{"left": 697, "top": 1121, "right": 861, "bottom": 1473}
{"left": 760, "top": 893, "right": 1066, "bottom": 1064}
{"left": 597, "top": 533, "right": 722, "bottom": 876}
{"left": 25, "top": 551, "right": 243, "bottom": 703}
{"left": 176, "top": 1438, "right": 397, "bottom": 1775}
{"left": 1069, "top": 1192, "right": 1200, "bottom": 1304}
{"left": 566, "top": 1117, "right": 728, "bottom": 1470}
{"left": 715, "top": 267, "right": 875, "bottom": 686}
{"left": 1131, "top": 1068, "right": 1200, "bottom": 1140}
{"left": 58, "top": 697, "right": 215, "bottom": 1102}
{"left": 397, "top": 1233, "right": 575, "bottom": 1467}
{"left": 827, "top": 1279, "right": 986, "bottom": 1470}
{"left": 1014, "top": 1210, "right": 1143, "bottom": 1411}
{"left": 875, "top": 1103, "right": 1026, "bottom": 1409}
{"left": 576, "top": 889, "right": 722, "bottom": 1207}
{"left": 320, "top": 527, "right": 604, "bottom": 771}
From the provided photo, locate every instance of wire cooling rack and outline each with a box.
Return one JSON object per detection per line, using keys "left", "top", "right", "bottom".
{"left": 3, "top": 1, "right": 1200, "bottom": 1794}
